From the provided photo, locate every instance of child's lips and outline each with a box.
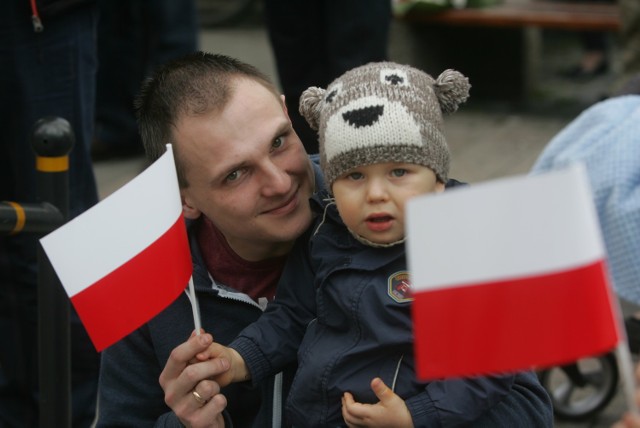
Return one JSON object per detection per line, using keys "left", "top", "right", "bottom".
{"left": 365, "top": 213, "right": 394, "bottom": 231}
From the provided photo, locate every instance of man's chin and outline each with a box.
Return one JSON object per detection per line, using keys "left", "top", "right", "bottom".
{"left": 273, "top": 214, "right": 311, "bottom": 241}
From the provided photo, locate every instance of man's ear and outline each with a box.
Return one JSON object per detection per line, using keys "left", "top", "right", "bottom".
{"left": 181, "top": 191, "right": 201, "bottom": 219}
{"left": 435, "top": 181, "right": 446, "bottom": 193}
{"left": 281, "top": 94, "right": 290, "bottom": 117}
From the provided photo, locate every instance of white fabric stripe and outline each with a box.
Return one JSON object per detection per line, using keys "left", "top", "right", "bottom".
{"left": 407, "top": 164, "right": 605, "bottom": 291}
{"left": 41, "top": 148, "right": 182, "bottom": 297}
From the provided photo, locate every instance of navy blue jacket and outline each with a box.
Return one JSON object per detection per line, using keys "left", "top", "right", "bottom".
{"left": 231, "top": 190, "right": 553, "bottom": 427}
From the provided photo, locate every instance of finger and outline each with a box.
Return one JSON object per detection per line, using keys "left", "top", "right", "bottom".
{"left": 196, "top": 341, "right": 231, "bottom": 361}
{"left": 160, "top": 335, "right": 214, "bottom": 406}
{"left": 341, "top": 391, "right": 371, "bottom": 420}
{"left": 195, "top": 379, "right": 222, "bottom": 402}
{"left": 181, "top": 357, "right": 230, "bottom": 390}
{"left": 189, "top": 328, "right": 206, "bottom": 338}
{"left": 191, "top": 389, "right": 208, "bottom": 407}
{"left": 178, "top": 389, "right": 228, "bottom": 427}
{"left": 162, "top": 333, "right": 213, "bottom": 383}
{"left": 197, "top": 393, "right": 228, "bottom": 426}
{"left": 343, "top": 391, "right": 356, "bottom": 406}
{"left": 341, "top": 393, "right": 363, "bottom": 428}
{"left": 184, "top": 379, "right": 222, "bottom": 412}
{"left": 370, "top": 377, "right": 393, "bottom": 403}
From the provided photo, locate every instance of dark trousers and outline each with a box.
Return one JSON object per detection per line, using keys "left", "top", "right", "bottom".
{"left": 0, "top": 2, "right": 100, "bottom": 427}
{"left": 94, "top": 0, "right": 198, "bottom": 150}
{"left": 263, "top": 0, "right": 392, "bottom": 154}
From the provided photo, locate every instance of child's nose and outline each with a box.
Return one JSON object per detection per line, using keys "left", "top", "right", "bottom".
{"left": 366, "top": 179, "right": 390, "bottom": 203}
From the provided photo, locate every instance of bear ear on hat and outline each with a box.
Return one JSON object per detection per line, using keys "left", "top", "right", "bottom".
{"left": 299, "top": 86, "right": 326, "bottom": 131}
{"left": 433, "top": 69, "right": 471, "bottom": 114}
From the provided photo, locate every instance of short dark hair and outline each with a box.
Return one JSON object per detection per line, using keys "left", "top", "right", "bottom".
{"left": 135, "top": 51, "right": 278, "bottom": 187}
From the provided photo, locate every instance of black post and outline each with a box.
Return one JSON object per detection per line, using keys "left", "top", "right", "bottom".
{"left": 32, "top": 117, "right": 73, "bottom": 428}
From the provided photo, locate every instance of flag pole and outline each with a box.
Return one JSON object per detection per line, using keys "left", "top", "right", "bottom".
{"left": 616, "top": 340, "right": 640, "bottom": 416}
{"left": 187, "top": 275, "right": 202, "bottom": 335}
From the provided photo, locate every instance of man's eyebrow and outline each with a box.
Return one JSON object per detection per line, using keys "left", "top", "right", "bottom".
{"left": 274, "top": 117, "right": 292, "bottom": 137}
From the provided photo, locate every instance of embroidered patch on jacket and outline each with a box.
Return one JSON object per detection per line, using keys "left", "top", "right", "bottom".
{"left": 388, "top": 271, "right": 413, "bottom": 303}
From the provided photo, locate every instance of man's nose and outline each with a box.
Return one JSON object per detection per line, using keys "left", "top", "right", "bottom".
{"left": 261, "top": 161, "right": 291, "bottom": 196}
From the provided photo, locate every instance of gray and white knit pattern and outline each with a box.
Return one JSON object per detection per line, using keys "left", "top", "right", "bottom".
{"left": 299, "top": 61, "right": 471, "bottom": 187}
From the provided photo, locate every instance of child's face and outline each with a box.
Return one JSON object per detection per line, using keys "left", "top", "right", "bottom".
{"left": 332, "top": 162, "right": 444, "bottom": 245}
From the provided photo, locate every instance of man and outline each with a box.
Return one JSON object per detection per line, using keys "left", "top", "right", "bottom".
{"left": 96, "top": 52, "right": 320, "bottom": 427}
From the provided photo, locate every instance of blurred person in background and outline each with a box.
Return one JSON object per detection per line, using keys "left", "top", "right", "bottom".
{"left": 92, "top": 0, "right": 198, "bottom": 160}
{"left": 531, "top": 75, "right": 640, "bottom": 428}
{"left": 263, "top": 0, "right": 392, "bottom": 154}
{"left": 0, "top": 1, "right": 101, "bottom": 426}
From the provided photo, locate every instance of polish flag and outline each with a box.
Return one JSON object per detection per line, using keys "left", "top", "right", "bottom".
{"left": 41, "top": 147, "right": 192, "bottom": 351}
{"left": 406, "top": 164, "right": 622, "bottom": 379}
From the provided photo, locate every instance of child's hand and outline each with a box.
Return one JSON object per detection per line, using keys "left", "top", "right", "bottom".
{"left": 341, "top": 377, "right": 413, "bottom": 427}
{"left": 193, "top": 339, "right": 250, "bottom": 387}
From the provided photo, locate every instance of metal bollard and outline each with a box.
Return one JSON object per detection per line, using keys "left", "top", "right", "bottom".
{"left": 33, "top": 116, "right": 72, "bottom": 428}
{"left": 1, "top": 117, "right": 73, "bottom": 428}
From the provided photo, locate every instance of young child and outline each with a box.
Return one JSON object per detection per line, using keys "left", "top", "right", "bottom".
{"left": 201, "top": 62, "right": 553, "bottom": 427}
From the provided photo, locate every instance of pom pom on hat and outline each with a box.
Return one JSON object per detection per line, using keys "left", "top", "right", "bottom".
{"left": 435, "top": 69, "right": 471, "bottom": 114}
{"left": 299, "top": 86, "right": 325, "bottom": 131}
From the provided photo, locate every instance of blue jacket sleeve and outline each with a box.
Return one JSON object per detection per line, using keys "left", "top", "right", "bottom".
{"left": 404, "top": 371, "right": 552, "bottom": 427}
{"left": 229, "top": 227, "right": 317, "bottom": 383}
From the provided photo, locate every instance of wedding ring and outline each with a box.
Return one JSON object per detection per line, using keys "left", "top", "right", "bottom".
{"left": 192, "top": 390, "right": 208, "bottom": 406}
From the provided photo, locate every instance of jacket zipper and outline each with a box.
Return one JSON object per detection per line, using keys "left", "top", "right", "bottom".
{"left": 391, "top": 354, "right": 404, "bottom": 392}
{"left": 272, "top": 372, "right": 283, "bottom": 427}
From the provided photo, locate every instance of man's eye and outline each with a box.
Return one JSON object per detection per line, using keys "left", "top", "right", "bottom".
{"left": 225, "top": 170, "right": 240, "bottom": 182}
{"left": 272, "top": 136, "right": 284, "bottom": 150}
{"left": 348, "top": 172, "right": 364, "bottom": 180}
{"left": 392, "top": 169, "right": 407, "bottom": 177}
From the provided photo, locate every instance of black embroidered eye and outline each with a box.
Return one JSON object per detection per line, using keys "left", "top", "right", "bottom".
{"left": 385, "top": 74, "right": 404, "bottom": 85}
{"left": 381, "top": 69, "right": 408, "bottom": 87}
{"left": 325, "top": 89, "right": 338, "bottom": 103}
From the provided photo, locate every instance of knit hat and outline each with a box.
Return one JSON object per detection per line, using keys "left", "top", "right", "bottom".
{"left": 299, "top": 62, "right": 470, "bottom": 187}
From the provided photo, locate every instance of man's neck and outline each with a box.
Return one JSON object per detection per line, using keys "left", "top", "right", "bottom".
{"left": 202, "top": 216, "right": 294, "bottom": 262}
{"left": 196, "top": 216, "right": 288, "bottom": 301}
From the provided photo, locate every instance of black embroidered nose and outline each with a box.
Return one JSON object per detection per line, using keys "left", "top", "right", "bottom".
{"left": 342, "top": 105, "right": 384, "bottom": 128}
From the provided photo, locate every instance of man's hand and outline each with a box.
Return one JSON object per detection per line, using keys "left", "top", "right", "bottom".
{"left": 341, "top": 377, "right": 413, "bottom": 428}
{"left": 159, "top": 331, "right": 231, "bottom": 427}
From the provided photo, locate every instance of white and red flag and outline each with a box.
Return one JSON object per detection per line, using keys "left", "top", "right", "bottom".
{"left": 406, "top": 164, "right": 622, "bottom": 380}
{"left": 41, "top": 146, "right": 192, "bottom": 351}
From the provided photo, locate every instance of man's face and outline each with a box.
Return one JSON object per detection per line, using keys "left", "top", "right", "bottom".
{"left": 175, "top": 78, "right": 315, "bottom": 261}
{"left": 332, "top": 162, "right": 444, "bottom": 245}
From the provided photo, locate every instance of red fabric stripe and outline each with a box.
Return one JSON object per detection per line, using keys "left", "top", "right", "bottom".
{"left": 412, "top": 260, "right": 621, "bottom": 380}
{"left": 71, "top": 216, "right": 192, "bottom": 351}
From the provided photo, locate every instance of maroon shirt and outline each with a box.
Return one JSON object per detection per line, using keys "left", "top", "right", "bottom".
{"left": 196, "top": 216, "right": 287, "bottom": 301}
